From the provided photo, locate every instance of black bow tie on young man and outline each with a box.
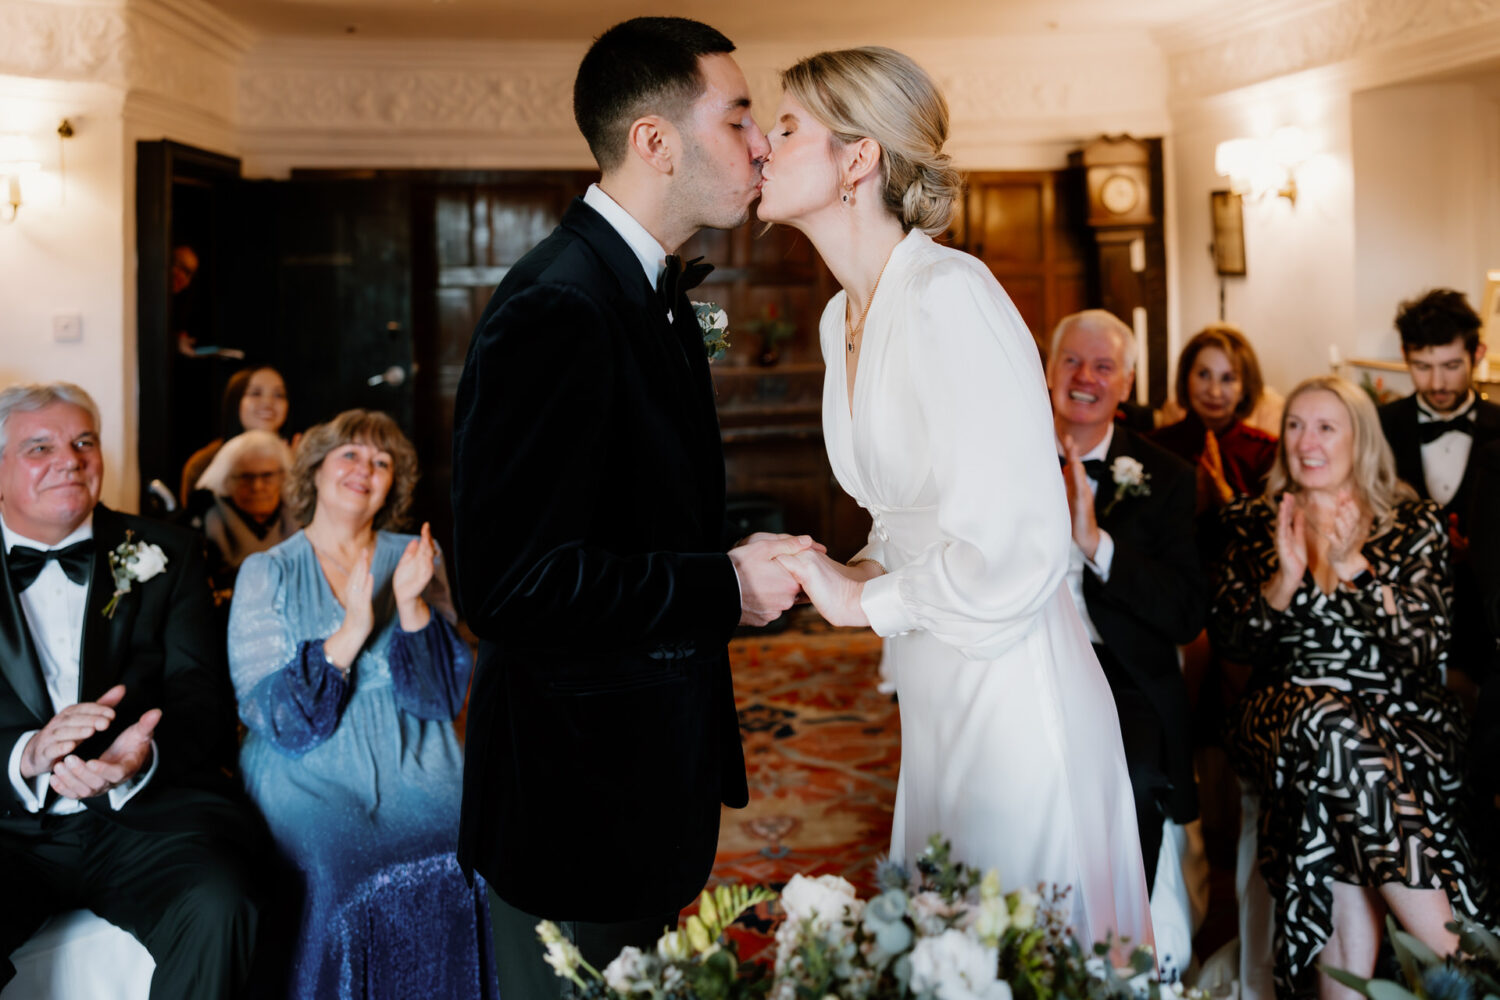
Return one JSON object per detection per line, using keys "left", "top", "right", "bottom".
{"left": 1059, "top": 455, "right": 1109, "bottom": 481}
{"left": 1418, "top": 416, "right": 1475, "bottom": 444}
{"left": 656, "top": 254, "right": 714, "bottom": 311}
{"left": 7, "top": 539, "right": 94, "bottom": 592}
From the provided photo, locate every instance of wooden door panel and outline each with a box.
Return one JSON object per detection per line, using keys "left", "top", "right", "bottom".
{"left": 968, "top": 180, "right": 1043, "bottom": 263}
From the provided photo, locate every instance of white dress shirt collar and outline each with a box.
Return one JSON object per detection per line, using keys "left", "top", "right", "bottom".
{"left": 583, "top": 183, "right": 669, "bottom": 288}
{"left": 1057, "top": 423, "right": 1116, "bottom": 476}
{"left": 1, "top": 514, "right": 94, "bottom": 561}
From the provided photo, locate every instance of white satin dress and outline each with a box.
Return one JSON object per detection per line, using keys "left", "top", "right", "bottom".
{"left": 823, "top": 229, "right": 1154, "bottom": 949}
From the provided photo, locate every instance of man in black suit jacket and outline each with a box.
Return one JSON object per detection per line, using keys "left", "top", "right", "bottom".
{"left": 1047, "top": 310, "right": 1205, "bottom": 899}
{"left": 451, "top": 17, "right": 814, "bottom": 997}
{"left": 0, "top": 382, "right": 258, "bottom": 999}
{"left": 1378, "top": 288, "right": 1500, "bottom": 686}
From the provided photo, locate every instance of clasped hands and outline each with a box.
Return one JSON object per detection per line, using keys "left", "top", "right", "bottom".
{"left": 19, "top": 683, "right": 158, "bottom": 801}
{"left": 729, "top": 532, "right": 882, "bottom": 628}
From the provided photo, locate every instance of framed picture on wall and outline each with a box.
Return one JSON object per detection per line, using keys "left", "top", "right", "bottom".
{"left": 1483, "top": 269, "right": 1500, "bottom": 345}
{"left": 1210, "top": 190, "right": 1246, "bottom": 276}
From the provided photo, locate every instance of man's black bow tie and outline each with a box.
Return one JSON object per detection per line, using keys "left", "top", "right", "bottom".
{"left": 1059, "top": 455, "right": 1108, "bottom": 481}
{"left": 1418, "top": 418, "right": 1474, "bottom": 444}
{"left": 7, "top": 539, "right": 94, "bottom": 592}
{"left": 656, "top": 254, "right": 714, "bottom": 309}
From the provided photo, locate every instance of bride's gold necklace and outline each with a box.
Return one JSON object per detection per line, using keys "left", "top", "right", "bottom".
{"left": 845, "top": 246, "right": 897, "bottom": 355}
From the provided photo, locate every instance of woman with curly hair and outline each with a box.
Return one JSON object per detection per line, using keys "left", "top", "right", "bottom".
{"left": 227, "top": 409, "right": 493, "bottom": 1000}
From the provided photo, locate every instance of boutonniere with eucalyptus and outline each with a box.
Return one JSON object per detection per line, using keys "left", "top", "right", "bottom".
{"left": 102, "top": 530, "right": 169, "bottom": 619}
{"left": 1101, "top": 456, "right": 1150, "bottom": 516}
{"left": 693, "top": 301, "right": 730, "bottom": 361}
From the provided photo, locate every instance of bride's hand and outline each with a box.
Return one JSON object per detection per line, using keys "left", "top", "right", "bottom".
{"left": 775, "top": 550, "right": 874, "bottom": 628}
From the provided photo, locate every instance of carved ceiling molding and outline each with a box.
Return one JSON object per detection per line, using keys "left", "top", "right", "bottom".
{"left": 1167, "top": 0, "right": 1500, "bottom": 99}
{"left": 0, "top": 0, "right": 241, "bottom": 123}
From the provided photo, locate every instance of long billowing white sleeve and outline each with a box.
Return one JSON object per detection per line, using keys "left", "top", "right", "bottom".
{"left": 858, "top": 258, "right": 1071, "bottom": 658}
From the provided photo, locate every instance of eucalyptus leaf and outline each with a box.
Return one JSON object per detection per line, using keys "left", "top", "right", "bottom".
{"left": 1391, "top": 927, "right": 1442, "bottom": 968}
{"left": 1321, "top": 965, "right": 1374, "bottom": 994}
{"left": 1368, "top": 980, "right": 1424, "bottom": 1000}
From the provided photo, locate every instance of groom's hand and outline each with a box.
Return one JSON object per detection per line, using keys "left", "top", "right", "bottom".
{"left": 730, "top": 533, "right": 821, "bottom": 626}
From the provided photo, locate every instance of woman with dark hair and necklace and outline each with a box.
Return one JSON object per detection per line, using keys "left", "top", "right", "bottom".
{"left": 227, "top": 409, "right": 493, "bottom": 1000}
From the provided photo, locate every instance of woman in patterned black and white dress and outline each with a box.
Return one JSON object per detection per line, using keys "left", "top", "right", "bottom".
{"left": 1211, "top": 376, "right": 1486, "bottom": 1000}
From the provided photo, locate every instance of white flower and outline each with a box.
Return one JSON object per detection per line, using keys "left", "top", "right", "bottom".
{"left": 1008, "top": 888, "right": 1041, "bottom": 930}
{"left": 131, "top": 542, "right": 168, "bottom": 581}
{"left": 602, "top": 946, "right": 650, "bottom": 993}
{"left": 657, "top": 929, "right": 691, "bottom": 962}
{"left": 1111, "top": 456, "right": 1145, "bottom": 487}
{"left": 535, "top": 921, "right": 584, "bottom": 982}
{"left": 909, "top": 890, "right": 961, "bottom": 937}
{"left": 693, "top": 301, "right": 732, "bottom": 360}
{"left": 780, "top": 874, "right": 862, "bottom": 929}
{"left": 908, "top": 929, "right": 1011, "bottom": 1000}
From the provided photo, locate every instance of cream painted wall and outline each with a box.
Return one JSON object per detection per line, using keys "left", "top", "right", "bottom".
{"left": 0, "top": 75, "right": 136, "bottom": 510}
{"left": 1170, "top": 70, "right": 1357, "bottom": 398}
{"left": 1351, "top": 81, "right": 1500, "bottom": 359}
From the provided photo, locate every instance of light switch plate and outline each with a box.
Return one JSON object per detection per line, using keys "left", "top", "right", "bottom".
{"left": 53, "top": 313, "right": 82, "bottom": 342}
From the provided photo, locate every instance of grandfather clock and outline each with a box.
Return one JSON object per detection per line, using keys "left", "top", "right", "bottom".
{"left": 1069, "top": 135, "right": 1169, "bottom": 404}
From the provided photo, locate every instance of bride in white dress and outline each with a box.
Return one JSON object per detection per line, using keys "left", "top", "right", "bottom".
{"left": 758, "top": 46, "right": 1153, "bottom": 949}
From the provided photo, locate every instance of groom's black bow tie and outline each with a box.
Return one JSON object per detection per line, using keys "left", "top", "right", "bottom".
{"left": 7, "top": 539, "right": 94, "bottom": 592}
{"left": 656, "top": 254, "right": 714, "bottom": 310}
{"left": 1418, "top": 416, "right": 1474, "bottom": 444}
{"left": 1059, "top": 455, "right": 1108, "bottom": 481}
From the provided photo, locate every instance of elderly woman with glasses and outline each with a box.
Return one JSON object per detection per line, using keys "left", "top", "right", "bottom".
{"left": 191, "top": 429, "right": 298, "bottom": 604}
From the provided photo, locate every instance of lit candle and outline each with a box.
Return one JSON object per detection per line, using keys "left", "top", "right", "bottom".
{"left": 1328, "top": 343, "right": 1342, "bottom": 370}
{"left": 6, "top": 175, "right": 18, "bottom": 209}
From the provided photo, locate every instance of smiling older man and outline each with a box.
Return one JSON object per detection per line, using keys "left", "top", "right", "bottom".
{"left": 1046, "top": 311, "right": 1204, "bottom": 926}
{"left": 0, "top": 382, "right": 259, "bottom": 1000}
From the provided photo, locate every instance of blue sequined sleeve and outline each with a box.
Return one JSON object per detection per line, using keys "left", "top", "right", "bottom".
{"left": 229, "top": 550, "right": 352, "bottom": 756}
{"left": 388, "top": 614, "right": 473, "bottom": 721}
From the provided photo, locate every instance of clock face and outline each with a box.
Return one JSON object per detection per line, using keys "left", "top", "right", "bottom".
{"left": 1100, "top": 174, "right": 1140, "bottom": 215}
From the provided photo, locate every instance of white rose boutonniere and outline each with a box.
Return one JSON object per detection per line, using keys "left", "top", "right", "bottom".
{"left": 102, "top": 530, "right": 169, "bottom": 619}
{"left": 1101, "top": 456, "right": 1150, "bottom": 517}
{"left": 693, "top": 301, "right": 730, "bottom": 361}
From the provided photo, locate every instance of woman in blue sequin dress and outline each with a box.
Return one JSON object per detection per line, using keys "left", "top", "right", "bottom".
{"left": 228, "top": 410, "right": 495, "bottom": 1000}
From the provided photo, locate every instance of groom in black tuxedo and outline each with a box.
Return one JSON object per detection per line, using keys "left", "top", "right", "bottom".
{"left": 451, "top": 17, "right": 814, "bottom": 997}
{"left": 0, "top": 382, "right": 258, "bottom": 999}
{"left": 1047, "top": 310, "right": 1205, "bottom": 896}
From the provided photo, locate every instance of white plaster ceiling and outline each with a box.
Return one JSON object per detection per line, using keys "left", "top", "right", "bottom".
{"left": 204, "top": 0, "right": 1229, "bottom": 42}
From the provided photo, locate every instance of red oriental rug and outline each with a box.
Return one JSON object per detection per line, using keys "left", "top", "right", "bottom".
{"left": 701, "top": 610, "right": 896, "bottom": 962}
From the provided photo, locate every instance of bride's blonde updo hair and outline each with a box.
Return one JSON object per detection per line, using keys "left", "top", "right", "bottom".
{"left": 781, "top": 46, "right": 962, "bottom": 235}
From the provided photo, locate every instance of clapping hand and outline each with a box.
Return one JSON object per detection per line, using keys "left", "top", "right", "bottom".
{"left": 1060, "top": 434, "right": 1101, "bottom": 558}
{"left": 1264, "top": 492, "right": 1308, "bottom": 610}
{"left": 22, "top": 684, "right": 160, "bottom": 800}
{"left": 1321, "top": 491, "right": 1371, "bottom": 581}
{"left": 393, "top": 522, "right": 436, "bottom": 631}
{"left": 324, "top": 549, "right": 375, "bottom": 671}
{"left": 1197, "top": 430, "right": 1235, "bottom": 508}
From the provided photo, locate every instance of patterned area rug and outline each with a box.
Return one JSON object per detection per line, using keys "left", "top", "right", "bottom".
{"left": 703, "top": 611, "right": 895, "bottom": 961}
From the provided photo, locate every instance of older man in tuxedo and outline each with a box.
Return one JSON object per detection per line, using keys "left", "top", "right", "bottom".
{"left": 1047, "top": 311, "right": 1205, "bottom": 900}
{"left": 1379, "top": 289, "right": 1500, "bottom": 688}
{"left": 0, "top": 382, "right": 257, "bottom": 999}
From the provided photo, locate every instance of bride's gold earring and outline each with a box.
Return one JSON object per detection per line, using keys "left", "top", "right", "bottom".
{"left": 841, "top": 183, "right": 854, "bottom": 205}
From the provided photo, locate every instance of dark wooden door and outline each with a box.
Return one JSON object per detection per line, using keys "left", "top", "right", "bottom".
{"left": 265, "top": 180, "right": 414, "bottom": 434}
{"left": 411, "top": 172, "right": 597, "bottom": 557}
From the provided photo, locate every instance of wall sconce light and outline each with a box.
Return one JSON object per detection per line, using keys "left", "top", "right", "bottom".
{"left": 1214, "top": 126, "right": 1308, "bottom": 206}
{"left": 0, "top": 133, "right": 41, "bottom": 223}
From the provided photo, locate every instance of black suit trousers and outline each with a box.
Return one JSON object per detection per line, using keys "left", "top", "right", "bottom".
{"left": 0, "top": 810, "right": 258, "bottom": 1000}
{"left": 1093, "top": 643, "right": 1168, "bottom": 895}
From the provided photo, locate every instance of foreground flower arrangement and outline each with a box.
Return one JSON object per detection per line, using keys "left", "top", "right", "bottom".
{"left": 1324, "top": 914, "right": 1500, "bottom": 1000}
{"left": 538, "top": 837, "right": 1200, "bottom": 1000}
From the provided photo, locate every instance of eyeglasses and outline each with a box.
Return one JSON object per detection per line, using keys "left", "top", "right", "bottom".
{"left": 232, "top": 471, "right": 284, "bottom": 486}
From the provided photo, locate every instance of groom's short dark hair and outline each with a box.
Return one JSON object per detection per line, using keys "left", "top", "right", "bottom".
{"left": 574, "top": 17, "right": 736, "bottom": 172}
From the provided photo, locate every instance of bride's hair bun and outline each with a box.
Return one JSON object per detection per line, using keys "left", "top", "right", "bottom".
{"left": 781, "top": 47, "right": 962, "bottom": 235}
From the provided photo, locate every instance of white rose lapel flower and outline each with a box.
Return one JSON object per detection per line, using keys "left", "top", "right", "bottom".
{"left": 693, "top": 301, "right": 731, "bottom": 361}
{"left": 1101, "top": 455, "right": 1150, "bottom": 517}
{"left": 103, "top": 530, "right": 169, "bottom": 619}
